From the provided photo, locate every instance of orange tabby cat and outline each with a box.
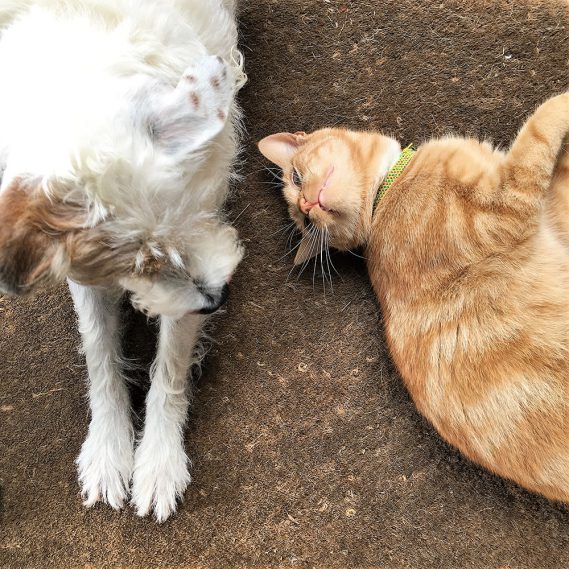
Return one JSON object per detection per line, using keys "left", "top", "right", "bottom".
{"left": 258, "top": 92, "right": 569, "bottom": 502}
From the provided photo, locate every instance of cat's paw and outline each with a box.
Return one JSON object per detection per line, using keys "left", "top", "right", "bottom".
{"left": 131, "top": 436, "right": 191, "bottom": 523}
{"left": 76, "top": 423, "right": 134, "bottom": 510}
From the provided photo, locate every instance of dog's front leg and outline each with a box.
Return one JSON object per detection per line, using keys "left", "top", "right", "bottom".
{"left": 68, "top": 280, "right": 134, "bottom": 509}
{"left": 131, "top": 312, "right": 204, "bottom": 522}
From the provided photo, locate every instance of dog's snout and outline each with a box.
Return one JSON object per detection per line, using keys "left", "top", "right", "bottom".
{"left": 198, "top": 283, "right": 229, "bottom": 315}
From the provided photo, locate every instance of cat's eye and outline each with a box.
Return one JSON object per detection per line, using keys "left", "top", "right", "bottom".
{"left": 291, "top": 168, "right": 302, "bottom": 187}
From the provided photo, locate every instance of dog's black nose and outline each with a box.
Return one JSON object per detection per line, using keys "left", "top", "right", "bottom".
{"left": 198, "top": 284, "right": 229, "bottom": 315}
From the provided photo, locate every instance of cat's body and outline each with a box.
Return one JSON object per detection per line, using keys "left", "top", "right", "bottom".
{"left": 370, "top": 129, "right": 569, "bottom": 501}
{"left": 259, "top": 92, "right": 569, "bottom": 502}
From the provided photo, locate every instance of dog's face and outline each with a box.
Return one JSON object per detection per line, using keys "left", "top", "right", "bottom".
{"left": 0, "top": 171, "right": 243, "bottom": 317}
{"left": 120, "top": 219, "right": 243, "bottom": 319}
{"left": 0, "top": 175, "right": 243, "bottom": 318}
{"left": 0, "top": 55, "right": 244, "bottom": 315}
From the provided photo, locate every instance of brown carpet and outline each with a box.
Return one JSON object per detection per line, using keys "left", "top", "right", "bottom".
{"left": 2, "top": 1, "right": 569, "bottom": 567}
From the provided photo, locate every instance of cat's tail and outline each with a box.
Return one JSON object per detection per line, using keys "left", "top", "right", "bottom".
{"left": 504, "top": 92, "right": 569, "bottom": 200}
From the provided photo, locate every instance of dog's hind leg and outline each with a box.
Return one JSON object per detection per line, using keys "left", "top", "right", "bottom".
{"left": 148, "top": 55, "right": 235, "bottom": 156}
{"left": 131, "top": 313, "right": 204, "bottom": 522}
{"left": 68, "top": 280, "right": 134, "bottom": 510}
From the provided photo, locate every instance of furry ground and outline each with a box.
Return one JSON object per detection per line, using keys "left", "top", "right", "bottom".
{"left": 1, "top": 0, "right": 569, "bottom": 567}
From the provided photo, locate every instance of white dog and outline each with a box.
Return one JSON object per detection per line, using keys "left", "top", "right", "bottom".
{"left": 0, "top": 0, "right": 245, "bottom": 521}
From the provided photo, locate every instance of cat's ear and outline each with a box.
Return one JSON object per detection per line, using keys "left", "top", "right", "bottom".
{"left": 293, "top": 232, "right": 321, "bottom": 265}
{"left": 258, "top": 132, "right": 306, "bottom": 169}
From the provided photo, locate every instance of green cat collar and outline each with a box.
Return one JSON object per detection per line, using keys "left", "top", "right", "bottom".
{"left": 372, "top": 144, "right": 416, "bottom": 214}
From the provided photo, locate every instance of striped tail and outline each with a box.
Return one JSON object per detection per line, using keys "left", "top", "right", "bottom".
{"left": 505, "top": 92, "right": 569, "bottom": 200}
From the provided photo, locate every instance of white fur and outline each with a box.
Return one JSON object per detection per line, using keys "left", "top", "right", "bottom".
{"left": 131, "top": 314, "right": 204, "bottom": 522}
{"left": 0, "top": 0, "right": 245, "bottom": 521}
{"left": 68, "top": 280, "right": 134, "bottom": 510}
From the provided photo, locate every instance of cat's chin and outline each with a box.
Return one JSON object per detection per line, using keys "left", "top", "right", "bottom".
{"left": 305, "top": 208, "right": 338, "bottom": 228}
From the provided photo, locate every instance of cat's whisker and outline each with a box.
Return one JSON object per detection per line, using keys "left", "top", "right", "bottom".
{"left": 263, "top": 166, "right": 281, "bottom": 174}
{"left": 286, "top": 262, "right": 299, "bottom": 284}
{"left": 278, "top": 223, "right": 312, "bottom": 263}
{"left": 309, "top": 227, "right": 322, "bottom": 288}
{"left": 263, "top": 166, "right": 283, "bottom": 183}
{"left": 323, "top": 230, "right": 334, "bottom": 292}
{"left": 297, "top": 225, "right": 320, "bottom": 280}
{"left": 277, "top": 236, "right": 304, "bottom": 263}
{"left": 244, "top": 166, "right": 265, "bottom": 177}
{"left": 311, "top": 226, "right": 323, "bottom": 291}
{"left": 325, "top": 231, "right": 342, "bottom": 282}
{"left": 231, "top": 203, "right": 251, "bottom": 223}
{"left": 312, "top": 244, "right": 318, "bottom": 290}
{"left": 326, "top": 232, "right": 344, "bottom": 283}
{"left": 258, "top": 180, "right": 284, "bottom": 188}
{"left": 269, "top": 221, "right": 295, "bottom": 238}
{"left": 286, "top": 224, "right": 299, "bottom": 250}
{"left": 319, "top": 228, "right": 327, "bottom": 296}
{"left": 285, "top": 224, "right": 317, "bottom": 281}
{"left": 325, "top": 233, "right": 332, "bottom": 290}
{"left": 346, "top": 249, "right": 367, "bottom": 260}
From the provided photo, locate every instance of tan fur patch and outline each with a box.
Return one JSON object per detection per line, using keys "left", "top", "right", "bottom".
{"left": 0, "top": 179, "right": 85, "bottom": 293}
{"left": 0, "top": 178, "right": 171, "bottom": 292}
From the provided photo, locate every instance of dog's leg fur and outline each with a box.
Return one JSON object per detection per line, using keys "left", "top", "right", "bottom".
{"left": 131, "top": 313, "right": 204, "bottom": 522}
{"left": 68, "top": 280, "right": 134, "bottom": 509}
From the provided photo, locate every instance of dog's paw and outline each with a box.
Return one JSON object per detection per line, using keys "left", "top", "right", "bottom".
{"left": 76, "top": 425, "right": 134, "bottom": 510}
{"left": 128, "top": 291, "right": 157, "bottom": 319}
{"left": 151, "top": 55, "right": 236, "bottom": 154}
{"left": 131, "top": 437, "right": 191, "bottom": 523}
{"left": 177, "top": 55, "right": 234, "bottom": 125}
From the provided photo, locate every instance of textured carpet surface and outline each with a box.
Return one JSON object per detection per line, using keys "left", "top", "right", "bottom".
{"left": 2, "top": 1, "right": 569, "bottom": 568}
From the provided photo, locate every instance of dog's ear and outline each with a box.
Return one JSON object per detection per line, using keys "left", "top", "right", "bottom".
{"left": 0, "top": 184, "right": 169, "bottom": 290}
{"left": 0, "top": 179, "right": 85, "bottom": 295}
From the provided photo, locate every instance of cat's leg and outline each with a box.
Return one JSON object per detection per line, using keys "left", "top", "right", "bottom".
{"left": 131, "top": 313, "right": 203, "bottom": 522}
{"left": 546, "top": 140, "right": 569, "bottom": 247}
{"left": 68, "top": 280, "right": 134, "bottom": 509}
{"left": 471, "top": 93, "right": 569, "bottom": 249}
{"left": 506, "top": 93, "right": 569, "bottom": 197}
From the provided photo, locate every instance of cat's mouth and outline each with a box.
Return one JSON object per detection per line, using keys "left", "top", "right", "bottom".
{"left": 299, "top": 165, "right": 336, "bottom": 216}
{"left": 302, "top": 211, "right": 335, "bottom": 235}
{"left": 302, "top": 203, "right": 339, "bottom": 227}
{"left": 299, "top": 192, "right": 323, "bottom": 215}
{"left": 300, "top": 192, "right": 340, "bottom": 222}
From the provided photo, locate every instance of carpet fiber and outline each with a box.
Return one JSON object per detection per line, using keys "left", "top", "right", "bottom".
{"left": 2, "top": 1, "right": 569, "bottom": 567}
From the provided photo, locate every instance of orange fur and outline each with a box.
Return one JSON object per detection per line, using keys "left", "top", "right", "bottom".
{"left": 259, "top": 92, "right": 569, "bottom": 502}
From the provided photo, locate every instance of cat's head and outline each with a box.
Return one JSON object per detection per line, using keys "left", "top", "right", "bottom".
{"left": 258, "top": 128, "right": 399, "bottom": 264}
